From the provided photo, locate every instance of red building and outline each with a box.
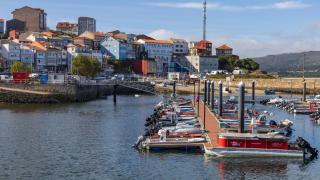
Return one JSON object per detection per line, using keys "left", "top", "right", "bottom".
{"left": 196, "top": 40, "right": 212, "bottom": 56}
{"left": 8, "top": 30, "right": 22, "bottom": 39}
{"left": 131, "top": 59, "right": 157, "bottom": 76}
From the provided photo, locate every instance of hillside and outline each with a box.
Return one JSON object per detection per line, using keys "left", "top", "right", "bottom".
{"left": 254, "top": 51, "right": 320, "bottom": 74}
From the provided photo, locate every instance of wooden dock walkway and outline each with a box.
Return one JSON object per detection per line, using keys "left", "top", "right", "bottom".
{"left": 194, "top": 101, "right": 223, "bottom": 148}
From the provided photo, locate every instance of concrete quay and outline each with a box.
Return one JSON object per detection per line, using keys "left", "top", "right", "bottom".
{"left": 0, "top": 81, "right": 155, "bottom": 104}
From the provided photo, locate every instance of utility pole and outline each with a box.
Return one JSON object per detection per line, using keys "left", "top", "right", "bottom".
{"left": 203, "top": 0, "right": 207, "bottom": 41}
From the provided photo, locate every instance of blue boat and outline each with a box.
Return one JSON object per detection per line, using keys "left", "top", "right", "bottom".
{"left": 265, "top": 89, "right": 276, "bottom": 95}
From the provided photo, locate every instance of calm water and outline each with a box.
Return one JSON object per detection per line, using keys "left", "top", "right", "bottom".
{"left": 0, "top": 95, "right": 319, "bottom": 180}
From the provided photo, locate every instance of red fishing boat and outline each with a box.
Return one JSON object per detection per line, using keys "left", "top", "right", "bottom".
{"left": 205, "top": 133, "right": 309, "bottom": 157}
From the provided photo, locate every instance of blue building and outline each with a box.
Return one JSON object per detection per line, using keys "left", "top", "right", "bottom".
{"left": 101, "top": 36, "right": 128, "bottom": 60}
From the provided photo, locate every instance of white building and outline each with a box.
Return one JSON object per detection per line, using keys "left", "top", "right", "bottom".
{"left": 137, "top": 39, "right": 173, "bottom": 76}
{"left": 171, "top": 38, "right": 188, "bottom": 55}
{"left": 185, "top": 55, "right": 219, "bottom": 73}
{"left": 1, "top": 41, "right": 21, "bottom": 69}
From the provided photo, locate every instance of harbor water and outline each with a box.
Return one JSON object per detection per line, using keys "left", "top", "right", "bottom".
{"left": 0, "top": 95, "right": 319, "bottom": 179}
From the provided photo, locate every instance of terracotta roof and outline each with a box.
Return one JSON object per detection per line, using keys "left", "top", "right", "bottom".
{"left": 30, "top": 41, "right": 47, "bottom": 51}
{"left": 142, "top": 39, "right": 173, "bottom": 44}
{"left": 171, "top": 38, "right": 187, "bottom": 43}
{"left": 74, "top": 36, "right": 92, "bottom": 40}
{"left": 217, "top": 44, "right": 232, "bottom": 50}
{"left": 91, "top": 31, "right": 105, "bottom": 36}
{"left": 0, "top": 18, "right": 4, "bottom": 22}
{"left": 196, "top": 40, "right": 212, "bottom": 49}
{"left": 56, "top": 22, "right": 78, "bottom": 28}
{"left": 41, "top": 31, "right": 54, "bottom": 37}
{"left": 113, "top": 33, "right": 127, "bottom": 40}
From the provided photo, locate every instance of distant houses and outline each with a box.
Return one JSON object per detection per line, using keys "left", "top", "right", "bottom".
{"left": 0, "top": 5, "right": 239, "bottom": 77}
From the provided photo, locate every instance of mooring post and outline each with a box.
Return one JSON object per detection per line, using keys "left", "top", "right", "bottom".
{"left": 197, "top": 79, "right": 201, "bottom": 116}
{"left": 290, "top": 80, "right": 293, "bottom": 98}
{"left": 303, "top": 81, "right": 307, "bottom": 102}
{"left": 211, "top": 81, "right": 215, "bottom": 110}
{"left": 173, "top": 81, "right": 176, "bottom": 98}
{"left": 252, "top": 80, "right": 255, "bottom": 103}
{"left": 203, "top": 93, "right": 206, "bottom": 130}
{"left": 239, "top": 81, "right": 245, "bottom": 133}
{"left": 219, "top": 80, "right": 223, "bottom": 117}
{"left": 113, "top": 85, "right": 117, "bottom": 103}
{"left": 207, "top": 80, "right": 211, "bottom": 105}
{"left": 314, "top": 80, "right": 316, "bottom": 97}
{"left": 204, "top": 80, "right": 207, "bottom": 104}
{"left": 193, "top": 81, "right": 196, "bottom": 105}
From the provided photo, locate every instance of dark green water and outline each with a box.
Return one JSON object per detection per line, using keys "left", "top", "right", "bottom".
{"left": 0, "top": 95, "right": 319, "bottom": 179}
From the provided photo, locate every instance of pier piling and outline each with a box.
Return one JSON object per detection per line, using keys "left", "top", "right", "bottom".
{"left": 207, "top": 80, "right": 211, "bottom": 105}
{"left": 303, "top": 81, "right": 307, "bottom": 102}
{"left": 193, "top": 81, "right": 196, "bottom": 103}
{"left": 239, "top": 81, "right": 245, "bottom": 133}
{"left": 197, "top": 80, "right": 201, "bottom": 115}
{"left": 252, "top": 80, "right": 255, "bottom": 103}
{"left": 211, "top": 81, "right": 214, "bottom": 110}
{"left": 204, "top": 80, "right": 207, "bottom": 104}
{"left": 113, "top": 85, "right": 117, "bottom": 103}
{"left": 218, "top": 81, "right": 223, "bottom": 117}
{"left": 173, "top": 81, "right": 176, "bottom": 97}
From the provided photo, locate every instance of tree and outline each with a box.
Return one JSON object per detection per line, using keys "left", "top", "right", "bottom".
{"left": 218, "top": 56, "right": 260, "bottom": 72}
{"left": 72, "top": 55, "right": 101, "bottom": 77}
{"left": 10, "top": 61, "right": 31, "bottom": 73}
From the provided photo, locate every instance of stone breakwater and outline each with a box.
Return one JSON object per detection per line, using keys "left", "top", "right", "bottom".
{"left": 0, "top": 82, "right": 155, "bottom": 104}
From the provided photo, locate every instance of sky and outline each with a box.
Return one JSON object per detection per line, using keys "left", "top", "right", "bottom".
{"left": 1, "top": 0, "right": 320, "bottom": 58}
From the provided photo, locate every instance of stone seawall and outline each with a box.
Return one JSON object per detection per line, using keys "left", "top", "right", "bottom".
{"left": 0, "top": 82, "right": 155, "bottom": 104}
{"left": 0, "top": 83, "right": 114, "bottom": 103}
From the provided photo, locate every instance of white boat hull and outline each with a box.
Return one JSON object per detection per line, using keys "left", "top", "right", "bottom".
{"left": 205, "top": 147, "right": 303, "bottom": 158}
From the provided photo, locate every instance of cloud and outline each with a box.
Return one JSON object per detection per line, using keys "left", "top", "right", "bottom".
{"left": 148, "top": 29, "right": 192, "bottom": 40}
{"left": 272, "top": 1, "right": 311, "bottom": 9}
{"left": 145, "top": 1, "right": 311, "bottom": 11}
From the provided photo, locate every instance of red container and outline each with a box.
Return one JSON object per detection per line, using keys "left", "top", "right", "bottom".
{"left": 218, "top": 137, "right": 288, "bottom": 150}
{"left": 13, "top": 72, "right": 28, "bottom": 83}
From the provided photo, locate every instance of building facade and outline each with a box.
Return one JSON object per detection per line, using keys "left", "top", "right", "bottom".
{"left": 79, "top": 31, "right": 105, "bottom": 50}
{"left": 6, "top": 19, "right": 26, "bottom": 35}
{"left": 137, "top": 39, "right": 173, "bottom": 76}
{"left": 101, "top": 35, "right": 128, "bottom": 60}
{"left": 196, "top": 40, "right": 212, "bottom": 56}
{"left": 73, "top": 37, "right": 93, "bottom": 49}
{"left": 0, "top": 19, "right": 4, "bottom": 37}
{"left": 171, "top": 38, "right": 188, "bottom": 55}
{"left": 12, "top": 6, "right": 47, "bottom": 32}
{"left": 1, "top": 41, "right": 21, "bottom": 69}
{"left": 78, "top": 17, "right": 96, "bottom": 35}
{"left": 216, "top": 44, "right": 233, "bottom": 57}
{"left": 56, "top": 22, "right": 78, "bottom": 35}
{"left": 185, "top": 55, "right": 218, "bottom": 73}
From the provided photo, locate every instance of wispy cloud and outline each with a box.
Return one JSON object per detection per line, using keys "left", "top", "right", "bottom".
{"left": 272, "top": 1, "right": 311, "bottom": 9}
{"left": 145, "top": 1, "right": 311, "bottom": 11}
